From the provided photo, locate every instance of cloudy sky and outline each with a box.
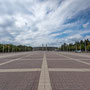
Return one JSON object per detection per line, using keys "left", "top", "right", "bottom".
{"left": 0, "top": 0, "right": 90, "bottom": 47}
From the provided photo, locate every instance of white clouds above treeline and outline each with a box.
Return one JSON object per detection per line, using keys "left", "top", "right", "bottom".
{"left": 0, "top": 0, "right": 90, "bottom": 46}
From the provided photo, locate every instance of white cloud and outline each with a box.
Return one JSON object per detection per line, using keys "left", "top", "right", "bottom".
{"left": 0, "top": 0, "right": 90, "bottom": 46}
{"left": 83, "top": 22, "right": 89, "bottom": 28}
{"left": 85, "top": 35, "right": 90, "bottom": 40}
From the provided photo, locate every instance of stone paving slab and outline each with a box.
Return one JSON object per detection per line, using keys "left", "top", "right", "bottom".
{"left": 79, "top": 59, "right": 90, "bottom": 60}
{"left": 0, "top": 71, "right": 40, "bottom": 90}
{"left": 46, "top": 55, "right": 62, "bottom": 58}
{"left": 0, "top": 68, "right": 41, "bottom": 72}
{"left": 23, "top": 57, "right": 43, "bottom": 59}
{"left": 46, "top": 53, "right": 62, "bottom": 58}
{"left": 38, "top": 53, "right": 52, "bottom": 90}
{"left": 47, "top": 60, "right": 90, "bottom": 68}
{"left": 49, "top": 71, "right": 90, "bottom": 90}
{"left": 23, "top": 54, "right": 43, "bottom": 59}
{"left": 0, "top": 51, "right": 90, "bottom": 90}
{"left": 0, "top": 55, "right": 31, "bottom": 64}
{"left": 0, "top": 60, "right": 42, "bottom": 69}
{"left": 46, "top": 58, "right": 69, "bottom": 60}
{"left": 60, "top": 52, "right": 90, "bottom": 58}
{"left": 0, "top": 59, "right": 12, "bottom": 63}
{"left": 0, "top": 53, "right": 37, "bottom": 66}
{"left": 0, "top": 55, "right": 25, "bottom": 59}
{"left": 61, "top": 54, "right": 90, "bottom": 60}
{"left": 19, "top": 59, "right": 43, "bottom": 61}
{"left": 80, "top": 60, "right": 90, "bottom": 63}
{"left": 49, "top": 68, "right": 90, "bottom": 72}
{"left": 0, "top": 52, "right": 29, "bottom": 58}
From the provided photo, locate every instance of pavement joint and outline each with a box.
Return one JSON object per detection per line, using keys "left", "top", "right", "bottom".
{"left": 0, "top": 53, "right": 38, "bottom": 66}
{"left": 59, "top": 53, "right": 90, "bottom": 66}
{"left": 59, "top": 52, "right": 90, "bottom": 58}
{"left": 0, "top": 68, "right": 41, "bottom": 72}
{"left": 38, "top": 52, "right": 52, "bottom": 90}
{"left": 49, "top": 68, "right": 90, "bottom": 72}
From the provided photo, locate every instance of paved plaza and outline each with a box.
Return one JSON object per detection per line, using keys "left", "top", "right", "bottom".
{"left": 0, "top": 51, "right": 90, "bottom": 90}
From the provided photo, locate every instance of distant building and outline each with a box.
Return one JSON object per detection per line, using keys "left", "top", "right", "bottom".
{"left": 33, "top": 47, "right": 58, "bottom": 51}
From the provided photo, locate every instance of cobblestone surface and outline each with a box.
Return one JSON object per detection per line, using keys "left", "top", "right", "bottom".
{"left": 49, "top": 71, "right": 90, "bottom": 90}
{"left": 0, "top": 72, "right": 40, "bottom": 90}
{"left": 23, "top": 53, "right": 43, "bottom": 59}
{"left": 47, "top": 60, "right": 90, "bottom": 68}
{"left": 0, "top": 60, "right": 42, "bottom": 69}
{"left": 0, "top": 51, "right": 90, "bottom": 90}
{"left": 0, "top": 55, "right": 24, "bottom": 59}
{"left": 61, "top": 54, "right": 90, "bottom": 60}
{"left": 0, "top": 59, "right": 11, "bottom": 63}
{"left": 80, "top": 60, "right": 90, "bottom": 63}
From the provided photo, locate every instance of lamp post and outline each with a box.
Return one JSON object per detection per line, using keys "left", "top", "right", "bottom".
{"left": 76, "top": 42, "right": 77, "bottom": 51}
{"left": 46, "top": 44, "right": 47, "bottom": 51}
{"left": 3, "top": 45, "right": 4, "bottom": 53}
{"left": 63, "top": 46, "right": 64, "bottom": 51}
{"left": 80, "top": 44, "right": 81, "bottom": 51}
{"left": 42, "top": 44, "right": 44, "bottom": 51}
{"left": 85, "top": 40, "right": 87, "bottom": 52}
{"left": 8, "top": 45, "right": 9, "bottom": 53}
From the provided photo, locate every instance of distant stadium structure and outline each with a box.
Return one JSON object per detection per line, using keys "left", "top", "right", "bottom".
{"left": 33, "top": 47, "right": 58, "bottom": 51}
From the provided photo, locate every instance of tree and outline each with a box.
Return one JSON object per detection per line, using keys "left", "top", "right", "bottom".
{"left": 87, "top": 45, "right": 90, "bottom": 51}
{"left": 59, "top": 39, "right": 90, "bottom": 52}
{"left": 0, "top": 44, "right": 32, "bottom": 52}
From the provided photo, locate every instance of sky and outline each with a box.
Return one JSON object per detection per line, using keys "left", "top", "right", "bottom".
{"left": 0, "top": 0, "right": 90, "bottom": 47}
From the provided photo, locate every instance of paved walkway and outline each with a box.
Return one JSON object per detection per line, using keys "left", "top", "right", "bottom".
{"left": 0, "top": 51, "right": 90, "bottom": 90}
{"left": 38, "top": 52, "right": 52, "bottom": 90}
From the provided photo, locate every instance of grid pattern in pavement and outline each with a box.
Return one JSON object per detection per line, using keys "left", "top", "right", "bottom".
{"left": 0, "top": 60, "right": 42, "bottom": 69}
{"left": 49, "top": 71, "right": 90, "bottom": 90}
{"left": 0, "top": 52, "right": 43, "bottom": 90}
{"left": 47, "top": 60, "right": 90, "bottom": 68}
{"left": 0, "top": 72, "right": 40, "bottom": 90}
{"left": 46, "top": 52, "right": 90, "bottom": 90}
{"left": 80, "top": 60, "right": 90, "bottom": 63}
{"left": 0, "top": 51, "right": 90, "bottom": 90}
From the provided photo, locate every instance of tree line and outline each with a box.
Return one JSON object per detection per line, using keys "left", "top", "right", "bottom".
{"left": 0, "top": 44, "right": 32, "bottom": 52}
{"left": 59, "top": 39, "right": 90, "bottom": 52}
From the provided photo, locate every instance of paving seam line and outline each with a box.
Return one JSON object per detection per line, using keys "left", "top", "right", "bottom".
{"left": 59, "top": 53, "right": 90, "bottom": 66}
{"left": 0, "top": 53, "right": 39, "bottom": 66}
{"left": 59, "top": 52, "right": 90, "bottom": 58}
{"left": 0, "top": 68, "right": 41, "bottom": 72}
{"left": 0, "top": 52, "right": 29, "bottom": 58}
{"left": 38, "top": 52, "right": 52, "bottom": 90}
{"left": 49, "top": 68, "right": 90, "bottom": 72}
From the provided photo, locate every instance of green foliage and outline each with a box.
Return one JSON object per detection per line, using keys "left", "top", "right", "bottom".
{"left": 59, "top": 39, "right": 90, "bottom": 51}
{"left": 0, "top": 44, "right": 32, "bottom": 52}
{"left": 87, "top": 45, "right": 90, "bottom": 51}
